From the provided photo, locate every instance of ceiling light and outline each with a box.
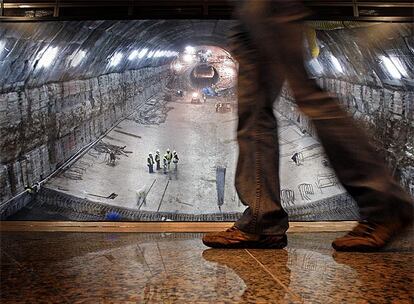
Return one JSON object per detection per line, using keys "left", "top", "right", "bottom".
{"left": 389, "top": 55, "right": 408, "bottom": 78}
{"left": 71, "top": 50, "right": 86, "bottom": 67}
{"left": 109, "top": 52, "right": 123, "bottom": 67}
{"left": 38, "top": 46, "right": 58, "bottom": 68}
{"left": 185, "top": 46, "right": 196, "bottom": 54}
{"left": 147, "top": 51, "right": 155, "bottom": 58}
{"left": 330, "top": 55, "right": 343, "bottom": 73}
{"left": 0, "top": 41, "right": 5, "bottom": 56}
{"left": 183, "top": 54, "right": 194, "bottom": 63}
{"left": 138, "top": 48, "right": 148, "bottom": 59}
{"left": 309, "top": 58, "right": 323, "bottom": 75}
{"left": 380, "top": 56, "right": 401, "bottom": 79}
{"left": 128, "top": 50, "right": 139, "bottom": 61}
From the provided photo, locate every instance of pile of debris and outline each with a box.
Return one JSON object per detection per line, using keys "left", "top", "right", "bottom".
{"left": 92, "top": 141, "right": 132, "bottom": 166}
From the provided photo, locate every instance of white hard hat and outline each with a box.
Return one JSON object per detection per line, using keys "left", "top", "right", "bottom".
{"left": 167, "top": 148, "right": 170, "bottom": 152}
{"left": 149, "top": 152, "right": 152, "bottom": 155}
{"left": 173, "top": 151, "right": 177, "bottom": 154}
{"left": 156, "top": 149, "right": 160, "bottom": 153}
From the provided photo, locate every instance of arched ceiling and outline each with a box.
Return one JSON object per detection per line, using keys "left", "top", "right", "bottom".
{"left": 0, "top": 20, "right": 233, "bottom": 91}
{"left": 0, "top": 20, "right": 413, "bottom": 92}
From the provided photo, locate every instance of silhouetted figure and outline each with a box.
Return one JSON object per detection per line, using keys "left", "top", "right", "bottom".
{"left": 147, "top": 153, "right": 154, "bottom": 173}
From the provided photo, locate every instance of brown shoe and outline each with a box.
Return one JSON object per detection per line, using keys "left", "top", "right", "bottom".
{"left": 332, "top": 220, "right": 411, "bottom": 252}
{"left": 202, "top": 226, "right": 287, "bottom": 249}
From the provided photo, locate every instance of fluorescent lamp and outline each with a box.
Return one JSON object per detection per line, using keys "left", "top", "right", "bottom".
{"left": 330, "top": 55, "right": 343, "bottom": 73}
{"left": 38, "top": 47, "right": 59, "bottom": 68}
{"left": 109, "top": 52, "right": 123, "bottom": 67}
{"left": 71, "top": 50, "right": 86, "bottom": 67}
{"left": 128, "top": 50, "right": 139, "bottom": 61}
{"left": 390, "top": 55, "right": 408, "bottom": 78}
{"left": 380, "top": 56, "right": 401, "bottom": 79}
{"left": 138, "top": 48, "right": 148, "bottom": 59}
{"left": 185, "top": 46, "right": 196, "bottom": 54}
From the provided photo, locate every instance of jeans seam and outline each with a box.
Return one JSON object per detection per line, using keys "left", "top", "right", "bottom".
{"left": 250, "top": 115, "right": 263, "bottom": 234}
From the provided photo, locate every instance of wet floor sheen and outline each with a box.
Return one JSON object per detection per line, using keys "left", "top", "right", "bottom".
{"left": 1, "top": 231, "right": 413, "bottom": 303}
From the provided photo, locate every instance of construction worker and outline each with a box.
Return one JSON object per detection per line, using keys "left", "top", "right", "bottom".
{"left": 155, "top": 150, "right": 161, "bottom": 170}
{"left": 136, "top": 186, "right": 147, "bottom": 206}
{"left": 172, "top": 151, "right": 179, "bottom": 171}
{"left": 163, "top": 153, "right": 169, "bottom": 174}
{"left": 165, "top": 148, "right": 173, "bottom": 170}
{"left": 147, "top": 152, "right": 154, "bottom": 173}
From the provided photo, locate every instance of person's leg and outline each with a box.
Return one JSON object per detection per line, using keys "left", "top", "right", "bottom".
{"left": 231, "top": 22, "right": 288, "bottom": 236}
{"left": 202, "top": 21, "right": 289, "bottom": 248}
{"left": 239, "top": 0, "right": 413, "bottom": 250}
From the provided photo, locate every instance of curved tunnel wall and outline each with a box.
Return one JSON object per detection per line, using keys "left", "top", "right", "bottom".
{"left": 0, "top": 20, "right": 413, "bottom": 210}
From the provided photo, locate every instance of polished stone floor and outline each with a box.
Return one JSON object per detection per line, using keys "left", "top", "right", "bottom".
{"left": 1, "top": 231, "right": 413, "bottom": 303}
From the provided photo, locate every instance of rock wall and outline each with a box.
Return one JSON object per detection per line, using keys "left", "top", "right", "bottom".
{"left": 276, "top": 77, "right": 414, "bottom": 193}
{"left": 277, "top": 78, "right": 413, "bottom": 135}
{"left": 0, "top": 66, "right": 172, "bottom": 204}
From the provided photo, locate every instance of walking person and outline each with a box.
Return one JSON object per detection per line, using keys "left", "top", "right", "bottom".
{"left": 147, "top": 152, "right": 154, "bottom": 173}
{"left": 202, "top": 0, "right": 413, "bottom": 251}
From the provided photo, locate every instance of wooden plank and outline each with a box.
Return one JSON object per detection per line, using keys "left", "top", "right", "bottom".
{"left": 0, "top": 221, "right": 357, "bottom": 233}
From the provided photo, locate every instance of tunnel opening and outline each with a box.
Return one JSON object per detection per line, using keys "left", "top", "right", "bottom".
{"left": 190, "top": 64, "right": 219, "bottom": 88}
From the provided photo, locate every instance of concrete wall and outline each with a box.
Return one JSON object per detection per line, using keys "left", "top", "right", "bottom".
{"left": 0, "top": 66, "right": 172, "bottom": 204}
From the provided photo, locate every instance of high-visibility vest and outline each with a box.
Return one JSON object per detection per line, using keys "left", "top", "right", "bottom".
{"left": 147, "top": 155, "right": 154, "bottom": 165}
{"left": 173, "top": 154, "right": 179, "bottom": 163}
{"left": 155, "top": 153, "right": 160, "bottom": 162}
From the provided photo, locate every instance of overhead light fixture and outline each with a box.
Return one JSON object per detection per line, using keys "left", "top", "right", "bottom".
{"left": 0, "top": 41, "right": 5, "bottom": 56}
{"left": 185, "top": 46, "right": 196, "bottom": 54}
{"left": 389, "top": 55, "right": 408, "bottom": 78}
{"left": 109, "top": 52, "right": 123, "bottom": 67}
{"left": 71, "top": 50, "right": 86, "bottom": 67}
{"left": 309, "top": 58, "right": 324, "bottom": 75}
{"left": 38, "top": 46, "right": 59, "bottom": 68}
{"left": 128, "top": 50, "right": 139, "bottom": 61}
{"left": 138, "top": 48, "right": 148, "bottom": 59}
{"left": 147, "top": 51, "right": 155, "bottom": 58}
{"left": 330, "top": 54, "right": 343, "bottom": 73}
{"left": 380, "top": 56, "right": 401, "bottom": 80}
{"left": 183, "top": 54, "right": 194, "bottom": 63}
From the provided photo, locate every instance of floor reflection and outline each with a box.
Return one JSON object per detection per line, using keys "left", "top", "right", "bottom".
{"left": 1, "top": 231, "right": 412, "bottom": 303}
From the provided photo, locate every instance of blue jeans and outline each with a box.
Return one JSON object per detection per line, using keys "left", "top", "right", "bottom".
{"left": 232, "top": 0, "right": 414, "bottom": 235}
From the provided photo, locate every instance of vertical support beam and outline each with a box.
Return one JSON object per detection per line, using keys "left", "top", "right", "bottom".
{"left": 0, "top": 0, "right": 4, "bottom": 17}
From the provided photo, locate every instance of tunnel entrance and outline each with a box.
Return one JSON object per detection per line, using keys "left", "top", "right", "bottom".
{"left": 190, "top": 64, "right": 219, "bottom": 88}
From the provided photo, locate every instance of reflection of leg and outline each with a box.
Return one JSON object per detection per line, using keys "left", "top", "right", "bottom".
{"left": 202, "top": 249, "right": 291, "bottom": 302}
